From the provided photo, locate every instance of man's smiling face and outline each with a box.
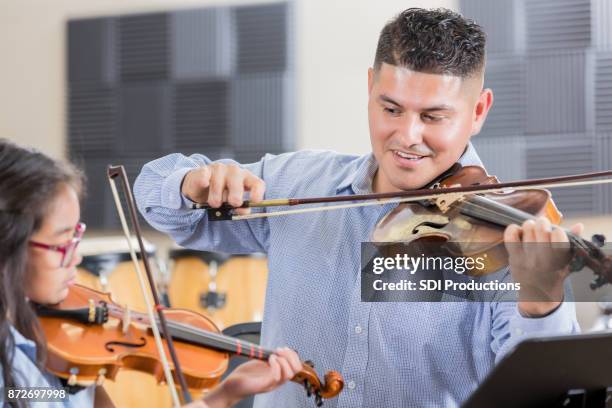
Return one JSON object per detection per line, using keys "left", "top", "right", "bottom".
{"left": 368, "top": 63, "right": 492, "bottom": 193}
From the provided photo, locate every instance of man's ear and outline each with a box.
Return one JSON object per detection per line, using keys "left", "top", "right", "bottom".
{"left": 368, "top": 67, "right": 375, "bottom": 95}
{"left": 471, "top": 88, "right": 493, "bottom": 136}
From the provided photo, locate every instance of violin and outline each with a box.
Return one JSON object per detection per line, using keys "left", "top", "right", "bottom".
{"left": 370, "top": 165, "right": 612, "bottom": 287}
{"left": 36, "top": 284, "right": 344, "bottom": 407}
{"left": 196, "top": 164, "right": 612, "bottom": 289}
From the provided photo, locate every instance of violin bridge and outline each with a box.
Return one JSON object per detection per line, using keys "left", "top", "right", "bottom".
{"left": 122, "top": 305, "right": 131, "bottom": 335}
{"left": 435, "top": 192, "right": 464, "bottom": 213}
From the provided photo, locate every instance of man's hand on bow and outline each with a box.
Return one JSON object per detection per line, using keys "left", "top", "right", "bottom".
{"left": 182, "top": 163, "right": 265, "bottom": 215}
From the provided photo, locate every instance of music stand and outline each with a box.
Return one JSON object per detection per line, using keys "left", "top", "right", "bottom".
{"left": 462, "top": 332, "right": 612, "bottom": 408}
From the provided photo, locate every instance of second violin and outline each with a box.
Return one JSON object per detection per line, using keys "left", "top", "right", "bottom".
{"left": 36, "top": 284, "right": 344, "bottom": 407}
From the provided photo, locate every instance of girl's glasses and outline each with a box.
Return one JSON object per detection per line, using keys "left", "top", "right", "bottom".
{"left": 29, "top": 222, "right": 86, "bottom": 268}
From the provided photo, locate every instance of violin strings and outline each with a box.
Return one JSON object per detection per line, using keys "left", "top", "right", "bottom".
{"left": 163, "top": 319, "right": 272, "bottom": 359}
{"left": 118, "top": 308, "right": 264, "bottom": 356}
{"left": 459, "top": 196, "right": 591, "bottom": 253}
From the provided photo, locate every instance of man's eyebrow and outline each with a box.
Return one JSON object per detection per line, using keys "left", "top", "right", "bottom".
{"left": 378, "top": 95, "right": 455, "bottom": 112}
{"left": 422, "top": 104, "right": 455, "bottom": 112}
{"left": 378, "top": 95, "right": 402, "bottom": 107}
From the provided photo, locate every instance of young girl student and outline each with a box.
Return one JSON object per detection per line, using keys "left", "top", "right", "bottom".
{"left": 0, "top": 139, "right": 301, "bottom": 407}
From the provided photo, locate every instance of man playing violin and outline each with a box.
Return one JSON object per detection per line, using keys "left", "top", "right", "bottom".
{"left": 135, "top": 8, "right": 582, "bottom": 407}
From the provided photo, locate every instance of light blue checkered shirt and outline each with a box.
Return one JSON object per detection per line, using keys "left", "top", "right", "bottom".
{"left": 134, "top": 144, "right": 579, "bottom": 408}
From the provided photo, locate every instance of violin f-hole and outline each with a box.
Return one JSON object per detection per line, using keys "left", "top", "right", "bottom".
{"left": 105, "top": 337, "right": 147, "bottom": 353}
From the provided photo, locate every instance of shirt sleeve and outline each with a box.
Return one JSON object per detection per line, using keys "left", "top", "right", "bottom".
{"left": 133, "top": 152, "right": 271, "bottom": 254}
{"left": 489, "top": 287, "right": 580, "bottom": 364}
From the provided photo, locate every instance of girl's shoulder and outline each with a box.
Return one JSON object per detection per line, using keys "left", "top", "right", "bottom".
{"left": 2, "top": 326, "right": 95, "bottom": 408}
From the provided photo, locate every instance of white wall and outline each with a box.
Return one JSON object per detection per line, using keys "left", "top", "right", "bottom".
{"left": 0, "top": 0, "right": 457, "bottom": 160}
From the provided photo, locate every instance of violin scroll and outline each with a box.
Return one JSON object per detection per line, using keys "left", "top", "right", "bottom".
{"left": 292, "top": 360, "right": 344, "bottom": 407}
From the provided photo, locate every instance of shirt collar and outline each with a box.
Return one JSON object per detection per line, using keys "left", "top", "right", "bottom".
{"left": 9, "top": 325, "right": 37, "bottom": 361}
{"left": 336, "top": 142, "right": 483, "bottom": 194}
{"left": 336, "top": 153, "right": 378, "bottom": 194}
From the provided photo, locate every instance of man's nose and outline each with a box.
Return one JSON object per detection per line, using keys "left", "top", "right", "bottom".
{"left": 397, "top": 114, "right": 424, "bottom": 145}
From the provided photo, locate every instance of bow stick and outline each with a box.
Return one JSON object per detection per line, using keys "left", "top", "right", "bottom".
{"left": 107, "top": 165, "right": 192, "bottom": 407}
{"left": 191, "top": 169, "right": 612, "bottom": 221}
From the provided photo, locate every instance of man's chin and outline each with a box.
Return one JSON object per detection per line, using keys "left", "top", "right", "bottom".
{"left": 388, "top": 169, "right": 436, "bottom": 191}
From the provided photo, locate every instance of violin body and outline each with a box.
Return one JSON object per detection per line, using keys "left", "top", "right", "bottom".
{"left": 371, "top": 166, "right": 564, "bottom": 276}
{"left": 39, "top": 284, "right": 228, "bottom": 390}
{"left": 37, "top": 284, "right": 344, "bottom": 404}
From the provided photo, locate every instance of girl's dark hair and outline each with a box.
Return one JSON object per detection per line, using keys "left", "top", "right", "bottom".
{"left": 374, "top": 8, "right": 486, "bottom": 78}
{"left": 0, "top": 139, "right": 83, "bottom": 398}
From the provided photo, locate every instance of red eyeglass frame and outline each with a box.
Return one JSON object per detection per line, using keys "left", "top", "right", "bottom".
{"left": 29, "top": 222, "right": 86, "bottom": 268}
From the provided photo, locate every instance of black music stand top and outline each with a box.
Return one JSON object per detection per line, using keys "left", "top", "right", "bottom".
{"left": 462, "top": 332, "right": 612, "bottom": 408}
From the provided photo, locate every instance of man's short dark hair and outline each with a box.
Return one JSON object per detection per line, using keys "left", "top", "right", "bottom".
{"left": 374, "top": 8, "right": 486, "bottom": 78}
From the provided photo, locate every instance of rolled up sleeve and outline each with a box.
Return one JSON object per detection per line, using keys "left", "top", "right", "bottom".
{"left": 134, "top": 153, "right": 270, "bottom": 254}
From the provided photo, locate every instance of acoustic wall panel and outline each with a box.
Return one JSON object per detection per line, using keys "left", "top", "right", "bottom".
{"left": 480, "top": 57, "right": 526, "bottom": 137}
{"left": 595, "top": 134, "right": 612, "bottom": 213}
{"left": 459, "top": 0, "right": 525, "bottom": 55}
{"left": 173, "top": 80, "right": 229, "bottom": 150}
{"left": 172, "top": 8, "right": 235, "bottom": 79}
{"left": 592, "top": 0, "right": 612, "bottom": 50}
{"left": 471, "top": 136, "right": 526, "bottom": 182}
{"left": 77, "top": 157, "right": 153, "bottom": 229}
{"left": 526, "top": 51, "right": 591, "bottom": 135}
{"left": 525, "top": 0, "right": 591, "bottom": 51}
{"left": 119, "top": 13, "right": 170, "bottom": 82}
{"left": 595, "top": 52, "right": 612, "bottom": 131}
{"left": 230, "top": 73, "right": 293, "bottom": 157}
{"left": 68, "top": 18, "right": 117, "bottom": 84}
{"left": 77, "top": 158, "right": 119, "bottom": 229}
{"left": 68, "top": 85, "right": 117, "bottom": 155}
{"left": 235, "top": 3, "right": 287, "bottom": 73}
{"left": 69, "top": 3, "right": 295, "bottom": 229}
{"left": 119, "top": 83, "right": 173, "bottom": 156}
{"left": 526, "top": 135, "right": 597, "bottom": 215}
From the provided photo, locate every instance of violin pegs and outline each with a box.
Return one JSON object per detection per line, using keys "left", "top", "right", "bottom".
{"left": 590, "top": 274, "right": 607, "bottom": 290}
{"left": 304, "top": 360, "right": 315, "bottom": 368}
{"left": 96, "top": 368, "right": 107, "bottom": 386}
{"left": 68, "top": 374, "right": 77, "bottom": 386}
{"left": 315, "top": 393, "right": 324, "bottom": 407}
{"left": 68, "top": 367, "right": 79, "bottom": 386}
{"left": 304, "top": 380, "right": 313, "bottom": 397}
{"left": 592, "top": 234, "right": 606, "bottom": 247}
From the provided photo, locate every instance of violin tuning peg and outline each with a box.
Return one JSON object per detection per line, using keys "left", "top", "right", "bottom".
{"left": 315, "top": 393, "right": 324, "bottom": 407}
{"left": 590, "top": 275, "right": 606, "bottom": 290}
{"left": 304, "top": 380, "right": 312, "bottom": 397}
{"left": 68, "top": 367, "right": 79, "bottom": 386}
{"left": 96, "top": 368, "right": 107, "bottom": 386}
{"left": 592, "top": 234, "right": 606, "bottom": 247}
{"left": 304, "top": 360, "right": 315, "bottom": 368}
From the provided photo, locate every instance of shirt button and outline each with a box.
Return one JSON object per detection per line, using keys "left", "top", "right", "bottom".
{"left": 354, "top": 325, "right": 363, "bottom": 334}
{"left": 347, "top": 381, "right": 356, "bottom": 390}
